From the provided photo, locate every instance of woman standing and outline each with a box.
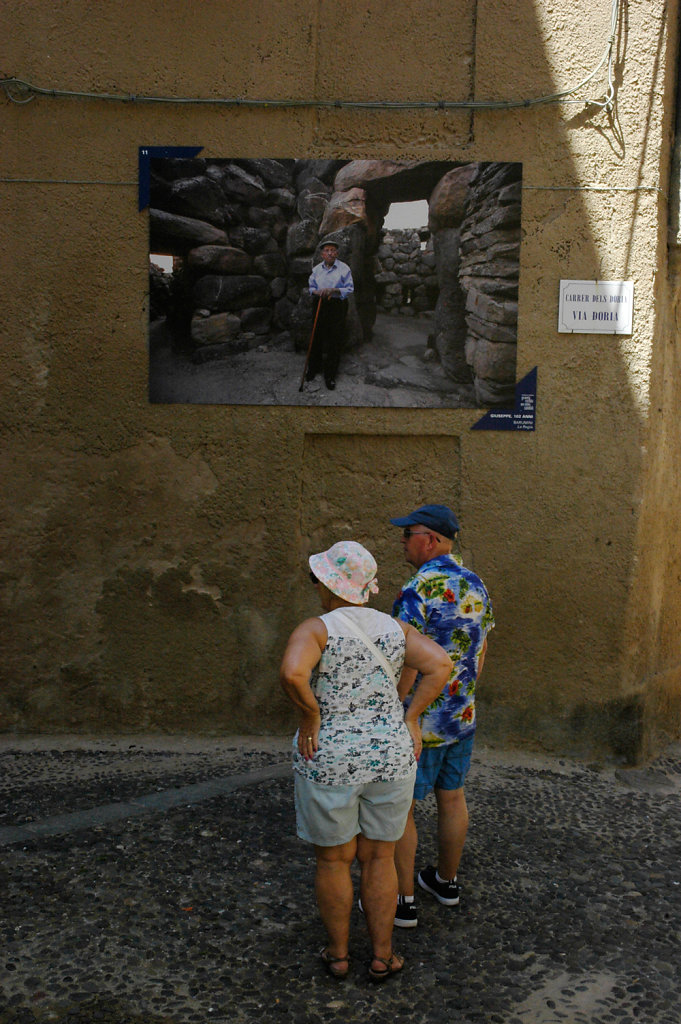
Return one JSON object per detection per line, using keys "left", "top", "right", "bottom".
{"left": 280, "top": 541, "right": 450, "bottom": 982}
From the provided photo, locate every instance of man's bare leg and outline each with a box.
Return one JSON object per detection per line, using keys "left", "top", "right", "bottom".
{"left": 394, "top": 800, "right": 418, "bottom": 897}
{"left": 435, "top": 786, "right": 468, "bottom": 879}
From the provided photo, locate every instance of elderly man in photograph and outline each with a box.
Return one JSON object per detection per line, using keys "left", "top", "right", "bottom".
{"left": 307, "top": 238, "right": 354, "bottom": 390}
{"left": 390, "top": 504, "right": 494, "bottom": 929}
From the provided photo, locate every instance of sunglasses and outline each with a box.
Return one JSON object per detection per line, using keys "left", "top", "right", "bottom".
{"left": 402, "top": 528, "right": 435, "bottom": 539}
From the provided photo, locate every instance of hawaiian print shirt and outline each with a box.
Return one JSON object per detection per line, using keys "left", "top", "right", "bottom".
{"left": 392, "top": 554, "right": 494, "bottom": 747}
{"left": 292, "top": 607, "right": 416, "bottom": 786}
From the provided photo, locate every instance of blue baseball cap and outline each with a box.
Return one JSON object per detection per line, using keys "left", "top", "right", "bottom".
{"left": 390, "top": 504, "right": 460, "bottom": 539}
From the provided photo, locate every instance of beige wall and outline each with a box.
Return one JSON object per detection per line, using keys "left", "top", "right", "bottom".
{"left": 2, "top": 0, "right": 680, "bottom": 762}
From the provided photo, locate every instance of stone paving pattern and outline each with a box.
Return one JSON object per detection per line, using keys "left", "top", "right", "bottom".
{"left": 1, "top": 736, "right": 681, "bottom": 1024}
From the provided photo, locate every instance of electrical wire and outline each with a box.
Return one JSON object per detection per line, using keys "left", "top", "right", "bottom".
{"left": 1, "top": 0, "right": 620, "bottom": 114}
{"left": 0, "top": 177, "right": 137, "bottom": 185}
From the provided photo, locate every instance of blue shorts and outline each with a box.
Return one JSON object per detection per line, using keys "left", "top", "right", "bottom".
{"left": 294, "top": 768, "right": 416, "bottom": 847}
{"left": 413, "top": 736, "right": 474, "bottom": 800}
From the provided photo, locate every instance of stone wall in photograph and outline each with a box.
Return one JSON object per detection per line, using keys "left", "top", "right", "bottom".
{"left": 428, "top": 162, "right": 522, "bottom": 402}
{"left": 459, "top": 163, "right": 522, "bottom": 405}
{"left": 149, "top": 158, "right": 351, "bottom": 362}
{"left": 374, "top": 228, "right": 438, "bottom": 316}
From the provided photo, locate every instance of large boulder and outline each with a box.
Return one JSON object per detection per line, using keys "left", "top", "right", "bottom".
{"left": 206, "top": 162, "right": 267, "bottom": 205}
{"left": 229, "top": 226, "right": 278, "bottom": 256}
{"left": 334, "top": 160, "right": 411, "bottom": 192}
{"left": 294, "top": 176, "right": 331, "bottom": 201}
{"left": 333, "top": 160, "right": 457, "bottom": 202}
{"left": 288, "top": 256, "right": 314, "bottom": 278}
{"left": 190, "top": 312, "right": 241, "bottom": 347}
{"left": 246, "top": 205, "right": 287, "bottom": 233}
{"left": 428, "top": 164, "right": 479, "bottom": 231}
{"left": 466, "top": 338, "right": 518, "bottom": 382}
{"left": 297, "top": 189, "right": 329, "bottom": 223}
{"left": 150, "top": 157, "right": 207, "bottom": 182}
{"left": 465, "top": 288, "right": 518, "bottom": 326}
{"left": 273, "top": 296, "right": 296, "bottom": 328}
{"left": 466, "top": 313, "right": 518, "bottom": 345}
{"left": 235, "top": 158, "right": 294, "bottom": 189}
{"left": 294, "top": 160, "right": 347, "bottom": 190}
{"left": 165, "top": 175, "right": 228, "bottom": 226}
{"left": 318, "top": 188, "right": 367, "bottom": 236}
{"left": 240, "top": 307, "right": 273, "bottom": 335}
{"left": 187, "top": 245, "right": 252, "bottom": 274}
{"left": 266, "top": 187, "right": 297, "bottom": 211}
{"left": 286, "top": 219, "right": 319, "bottom": 257}
{"left": 253, "top": 251, "right": 287, "bottom": 278}
{"left": 193, "top": 274, "right": 269, "bottom": 313}
{"left": 466, "top": 203, "right": 522, "bottom": 239}
{"left": 149, "top": 209, "right": 229, "bottom": 253}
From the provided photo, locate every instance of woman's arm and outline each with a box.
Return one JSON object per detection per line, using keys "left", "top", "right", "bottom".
{"left": 396, "top": 622, "right": 451, "bottom": 760}
{"left": 279, "top": 617, "right": 327, "bottom": 760}
{"left": 397, "top": 666, "right": 418, "bottom": 701}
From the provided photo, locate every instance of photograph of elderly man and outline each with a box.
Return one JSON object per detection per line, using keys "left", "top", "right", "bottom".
{"left": 304, "top": 238, "right": 354, "bottom": 390}
{"left": 148, "top": 158, "right": 521, "bottom": 408}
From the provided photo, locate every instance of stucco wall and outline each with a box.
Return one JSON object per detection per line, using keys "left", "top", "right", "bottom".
{"left": 2, "top": 0, "right": 680, "bottom": 762}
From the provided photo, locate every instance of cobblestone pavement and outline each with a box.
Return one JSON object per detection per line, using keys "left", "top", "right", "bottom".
{"left": 1, "top": 735, "right": 681, "bottom": 1024}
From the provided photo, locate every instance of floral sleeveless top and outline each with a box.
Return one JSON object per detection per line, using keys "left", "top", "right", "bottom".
{"left": 292, "top": 606, "right": 416, "bottom": 785}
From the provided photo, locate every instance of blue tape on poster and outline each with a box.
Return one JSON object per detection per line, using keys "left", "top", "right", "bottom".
{"left": 471, "top": 367, "right": 537, "bottom": 431}
{"left": 138, "top": 147, "right": 203, "bottom": 211}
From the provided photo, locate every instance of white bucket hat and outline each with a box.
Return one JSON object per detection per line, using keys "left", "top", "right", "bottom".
{"left": 309, "top": 541, "right": 379, "bottom": 605}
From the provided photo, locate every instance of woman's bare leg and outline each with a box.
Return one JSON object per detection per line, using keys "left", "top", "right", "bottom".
{"left": 357, "top": 835, "right": 403, "bottom": 973}
{"left": 314, "top": 837, "right": 357, "bottom": 968}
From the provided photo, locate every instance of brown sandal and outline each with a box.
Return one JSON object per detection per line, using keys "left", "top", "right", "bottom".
{"left": 320, "top": 947, "right": 350, "bottom": 979}
{"left": 368, "top": 951, "right": 404, "bottom": 982}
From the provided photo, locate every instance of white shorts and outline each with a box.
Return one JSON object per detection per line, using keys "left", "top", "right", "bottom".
{"left": 293, "top": 767, "right": 417, "bottom": 847}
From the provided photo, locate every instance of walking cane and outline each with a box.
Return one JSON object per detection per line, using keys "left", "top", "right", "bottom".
{"left": 299, "top": 297, "right": 323, "bottom": 392}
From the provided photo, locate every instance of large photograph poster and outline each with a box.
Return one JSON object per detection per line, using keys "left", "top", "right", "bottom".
{"left": 148, "top": 158, "right": 522, "bottom": 408}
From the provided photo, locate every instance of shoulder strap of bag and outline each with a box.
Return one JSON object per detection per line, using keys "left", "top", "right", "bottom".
{"left": 333, "top": 610, "right": 398, "bottom": 688}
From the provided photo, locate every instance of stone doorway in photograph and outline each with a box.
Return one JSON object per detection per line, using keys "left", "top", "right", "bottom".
{"left": 317, "top": 160, "right": 522, "bottom": 407}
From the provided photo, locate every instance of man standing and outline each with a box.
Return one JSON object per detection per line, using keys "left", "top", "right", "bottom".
{"left": 390, "top": 504, "right": 494, "bottom": 928}
{"left": 307, "top": 238, "right": 354, "bottom": 390}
